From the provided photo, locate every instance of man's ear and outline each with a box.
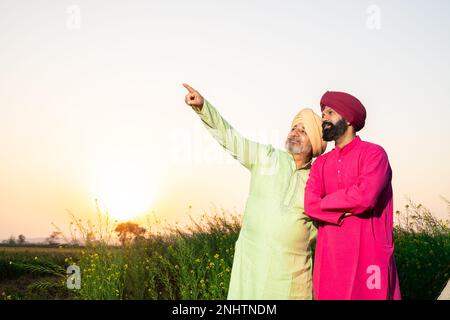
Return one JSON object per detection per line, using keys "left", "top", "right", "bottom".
{"left": 348, "top": 124, "right": 356, "bottom": 135}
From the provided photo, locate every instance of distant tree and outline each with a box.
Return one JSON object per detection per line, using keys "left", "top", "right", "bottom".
{"left": 115, "top": 222, "right": 146, "bottom": 246}
{"left": 5, "top": 235, "right": 16, "bottom": 245}
{"left": 17, "top": 234, "right": 26, "bottom": 245}
{"left": 46, "top": 231, "right": 62, "bottom": 245}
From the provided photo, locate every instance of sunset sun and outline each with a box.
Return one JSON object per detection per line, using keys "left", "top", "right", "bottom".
{"left": 90, "top": 161, "right": 161, "bottom": 221}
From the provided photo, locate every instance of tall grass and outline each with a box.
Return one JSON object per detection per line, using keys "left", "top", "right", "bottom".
{"left": 0, "top": 246, "right": 81, "bottom": 299}
{"left": 1, "top": 200, "right": 449, "bottom": 300}
{"left": 66, "top": 209, "right": 241, "bottom": 300}
{"left": 393, "top": 199, "right": 450, "bottom": 299}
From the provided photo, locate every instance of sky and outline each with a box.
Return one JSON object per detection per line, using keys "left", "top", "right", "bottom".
{"left": 1, "top": 0, "right": 450, "bottom": 240}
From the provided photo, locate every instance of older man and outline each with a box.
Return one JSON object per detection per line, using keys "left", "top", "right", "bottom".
{"left": 183, "top": 83, "right": 326, "bottom": 299}
{"left": 304, "top": 91, "right": 401, "bottom": 300}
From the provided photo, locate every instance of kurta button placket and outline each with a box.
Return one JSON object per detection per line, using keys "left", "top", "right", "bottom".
{"left": 337, "top": 153, "right": 343, "bottom": 187}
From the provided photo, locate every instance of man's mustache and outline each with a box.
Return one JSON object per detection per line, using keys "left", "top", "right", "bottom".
{"left": 322, "top": 121, "right": 334, "bottom": 130}
{"left": 287, "top": 137, "right": 302, "bottom": 143}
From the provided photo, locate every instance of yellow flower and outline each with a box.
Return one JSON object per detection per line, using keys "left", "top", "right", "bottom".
{"left": 34, "top": 256, "right": 38, "bottom": 261}
{"left": 214, "top": 254, "right": 219, "bottom": 259}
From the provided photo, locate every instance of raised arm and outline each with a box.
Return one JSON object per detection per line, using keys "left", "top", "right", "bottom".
{"left": 183, "top": 83, "right": 272, "bottom": 170}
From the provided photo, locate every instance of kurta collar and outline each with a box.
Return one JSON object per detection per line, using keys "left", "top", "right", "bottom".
{"left": 288, "top": 153, "right": 312, "bottom": 171}
{"left": 335, "top": 136, "right": 361, "bottom": 155}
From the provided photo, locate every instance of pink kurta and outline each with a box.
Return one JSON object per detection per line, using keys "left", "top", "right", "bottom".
{"left": 304, "top": 136, "right": 401, "bottom": 300}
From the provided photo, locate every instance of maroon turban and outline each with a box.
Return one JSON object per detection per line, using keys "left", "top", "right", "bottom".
{"left": 320, "top": 91, "right": 367, "bottom": 132}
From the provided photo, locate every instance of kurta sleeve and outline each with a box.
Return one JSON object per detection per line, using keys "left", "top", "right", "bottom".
{"left": 194, "top": 99, "right": 273, "bottom": 170}
{"left": 320, "top": 145, "right": 391, "bottom": 214}
{"left": 304, "top": 157, "right": 346, "bottom": 226}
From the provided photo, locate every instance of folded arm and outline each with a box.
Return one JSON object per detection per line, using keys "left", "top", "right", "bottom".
{"left": 304, "top": 157, "right": 346, "bottom": 226}
{"left": 320, "top": 146, "right": 391, "bottom": 214}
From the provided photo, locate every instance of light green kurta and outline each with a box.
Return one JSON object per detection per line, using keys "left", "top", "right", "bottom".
{"left": 194, "top": 100, "right": 317, "bottom": 300}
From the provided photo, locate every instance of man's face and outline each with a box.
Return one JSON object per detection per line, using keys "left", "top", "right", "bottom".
{"left": 321, "top": 106, "right": 349, "bottom": 141}
{"left": 285, "top": 123, "right": 313, "bottom": 155}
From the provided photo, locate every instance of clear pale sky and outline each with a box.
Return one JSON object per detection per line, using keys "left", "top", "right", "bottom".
{"left": 1, "top": 0, "right": 449, "bottom": 239}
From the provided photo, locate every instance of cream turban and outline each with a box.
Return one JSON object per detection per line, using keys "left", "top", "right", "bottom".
{"left": 291, "top": 108, "right": 327, "bottom": 157}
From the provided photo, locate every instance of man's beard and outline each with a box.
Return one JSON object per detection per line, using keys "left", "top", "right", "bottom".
{"left": 322, "top": 118, "right": 348, "bottom": 141}
{"left": 285, "top": 138, "right": 311, "bottom": 155}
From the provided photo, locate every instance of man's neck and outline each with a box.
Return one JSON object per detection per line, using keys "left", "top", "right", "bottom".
{"left": 335, "top": 130, "right": 356, "bottom": 149}
{"left": 291, "top": 152, "right": 312, "bottom": 170}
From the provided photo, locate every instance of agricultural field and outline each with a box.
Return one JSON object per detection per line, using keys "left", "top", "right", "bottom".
{"left": 1, "top": 202, "right": 449, "bottom": 300}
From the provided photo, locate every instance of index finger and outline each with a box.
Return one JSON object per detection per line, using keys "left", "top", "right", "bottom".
{"left": 182, "top": 83, "right": 196, "bottom": 93}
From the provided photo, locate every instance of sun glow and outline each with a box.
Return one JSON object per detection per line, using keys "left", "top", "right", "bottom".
{"left": 90, "top": 160, "right": 161, "bottom": 221}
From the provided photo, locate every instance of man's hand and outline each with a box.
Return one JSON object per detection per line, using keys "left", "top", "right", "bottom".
{"left": 343, "top": 212, "right": 353, "bottom": 218}
{"left": 183, "top": 83, "right": 204, "bottom": 110}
